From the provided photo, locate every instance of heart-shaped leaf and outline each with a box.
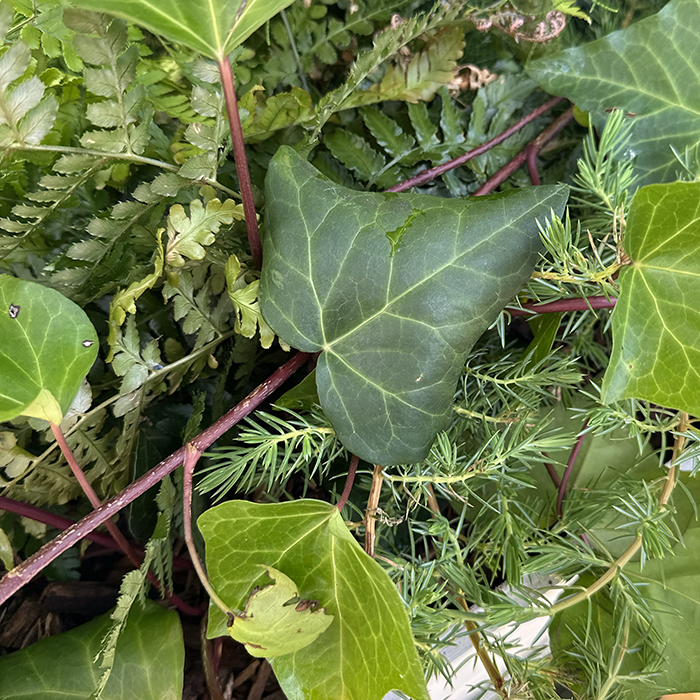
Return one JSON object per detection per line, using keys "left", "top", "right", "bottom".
{"left": 229, "top": 565, "right": 334, "bottom": 657}
{"left": 0, "top": 600, "right": 184, "bottom": 700}
{"left": 527, "top": 0, "right": 700, "bottom": 186}
{"left": 68, "top": 0, "right": 296, "bottom": 60}
{"left": 0, "top": 276, "right": 98, "bottom": 424}
{"left": 602, "top": 182, "right": 700, "bottom": 414}
{"left": 199, "top": 499, "right": 429, "bottom": 700}
{"left": 259, "top": 146, "right": 569, "bottom": 465}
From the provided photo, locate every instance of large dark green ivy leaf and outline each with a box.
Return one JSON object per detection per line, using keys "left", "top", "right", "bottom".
{"left": 199, "top": 499, "right": 429, "bottom": 700}
{"left": 69, "top": 0, "right": 295, "bottom": 61}
{"left": 260, "top": 146, "right": 568, "bottom": 465}
{"left": 0, "top": 276, "right": 98, "bottom": 424}
{"left": 527, "top": 0, "right": 700, "bottom": 186}
{"left": 0, "top": 601, "right": 184, "bottom": 700}
{"left": 602, "top": 182, "right": 700, "bottom": 414}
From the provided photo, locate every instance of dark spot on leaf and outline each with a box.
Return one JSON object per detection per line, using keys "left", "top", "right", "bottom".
{"left": 226, "top": 612, "right": 235, "bottom": 627}
{"left": 8, "top": 304, "right": 20, "bottom": 319}
{"left": 82, "top": 340, "right": 94, "bottom": 347}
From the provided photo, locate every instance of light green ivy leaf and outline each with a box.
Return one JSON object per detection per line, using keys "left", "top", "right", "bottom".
{"left": 0, "top": 276, "right": 98, "bottom": 424}
{"left": 527, "top": 0, "right": 700, "bottom": 186}
{"left": 229, "top": 565, "right": 334, "bottom": 658}
{"left": 602, "top": 182, "right": 700, "bottom": 415}
{"left": 199, "top": 499, "right": 429, "bottom": 700}
{"left": 259, "top": 146, "right": 568, "bottom": 465}
{"left": 68, "top": 0, "right": 296, "bottom": 60}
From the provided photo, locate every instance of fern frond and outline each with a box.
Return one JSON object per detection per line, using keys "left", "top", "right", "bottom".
{"left": 65, "top": 11, "right": 153, "bottom": 157}
{"left": 224, "top": 254, "right": 277, "bottom": 349}
{"left": 305, "top": 0, "right": 464, "bottom": 141}
{"left": 163, "top": 265, "right": 232, "bottom": 351}
{"left": 91, "top": 476, "right": 175, "bottom": 699}
{"left": 338, "top": 27, "right": 465, "bottom": 110}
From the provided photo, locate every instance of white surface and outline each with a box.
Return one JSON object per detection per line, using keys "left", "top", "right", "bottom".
{"left": 384, "top": 574, "right": 574, "bottom": 700}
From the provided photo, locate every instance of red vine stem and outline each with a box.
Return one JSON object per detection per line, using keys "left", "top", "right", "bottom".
{"left": 336, "top": 453, "right": 359, "bottom": 512}
{"left": 50, "top": 422, "right": 200, "bottom": 616}
{"left": 218, "top": 56, "right": 263, "bottom": 270}
{"left": 526, "top": 145, "right": 541, "bottom": 186}
{"left": 0, "top": 496, "right": 191, "bottom": 569}
{"left": 474, "top": 107, "right": 576, "bottom": 196}
{"left": 556, "top": 420, "right": 589, "bottom": 518}
{"left": 50, "top": 422, "right": 142, "bottom": 569}
{"left": 387, "top": 96, "right": 565, "bottom": 193}
{"left": 0, "top": 352, "right": 310, "bottom": 606}
{"left": 508, "top": 296, "right": 617, "bottom": 316}
{"left": 543, "top": 460, "right": 561, "bottom": 489}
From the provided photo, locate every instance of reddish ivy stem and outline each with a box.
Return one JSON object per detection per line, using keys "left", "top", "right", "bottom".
{"left": 543, "top": 460, "right": 561, "bottom": 489}
{"left": 387, "top": 96, "right": 565, "bottom": 193}
{"left": 218, "top": 56, "right": 263, "bottom": 270}
{"left": 0, "top": 496, "right": 192, "bottom": 569}
{"left": 474, "top": 107, "right": 575, "bottom": 196}
{"left": 336, "top": 454, "right": 359, "bottom": 512}
{"left": 526, "top": 145, "right": 541, "bottom": 186}
{"left": 0, "top": 352, "right": 310, "bottom": 606}
{"left": 556, "top": 420, "right": 590, "bottom": 519}
{"left": 508, "top": 296, "right": 617, "bottom": 316}
{"left": 50, "top": 422, "right": 200, "bottom": 616}
{"left": 49, "top": 422, "right": 140, "bottom": 568}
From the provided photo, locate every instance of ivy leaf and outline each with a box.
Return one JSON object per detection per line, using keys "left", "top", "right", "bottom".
{"left": 527, "top": 0, "right": 700, "bottom": 185}
{"left": 602, "top": 182, "right": 700, "bottom": 415}
{"left": 0, "top": 600, "right": 184, "bottom": 700}
{"left": 199, "top": 499, "right": 429, "bottom": 700}
{"left": 229, "top": 565, "right": 334, "bottom": 658}
{"left": 621, "top": 493, "right": 700, "bottom": 698}
{"left": 0, "top": 277, "right": 98, "bottom": 424}
{"left": 69, "top": 0, "right": 296, "bottom": 60}
{"left": 259, "top": 147, "right": 569, "bottom": 466}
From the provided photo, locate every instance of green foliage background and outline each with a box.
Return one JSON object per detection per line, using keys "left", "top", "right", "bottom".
{"left": 1, "top": 0, "right": 700, "bottom": 699}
